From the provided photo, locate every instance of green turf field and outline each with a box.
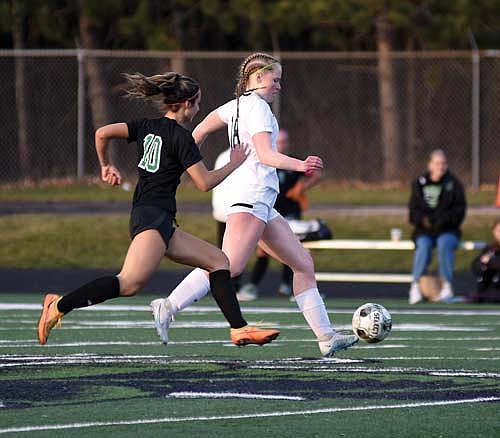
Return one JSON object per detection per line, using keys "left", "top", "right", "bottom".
{"left": 1, "top": 294, "right": 499, "bottom": 437}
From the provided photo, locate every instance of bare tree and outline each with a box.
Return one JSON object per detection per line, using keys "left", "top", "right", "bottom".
{"left": 78, "top": 5, "right": 112, "bottom": 130}
{"left": 376, "top": 9, "right": 401, "bottom": 181}
{"left": 12, "top": 0, "right": 30, "bottom": 178}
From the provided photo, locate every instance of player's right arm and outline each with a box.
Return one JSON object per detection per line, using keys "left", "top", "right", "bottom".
{"left": 253, "top": 131, "right": 323, "bottom": 173}
{"left": 186, "top": 144, "right": 249, "bottom": 192}
{"left": 95, "top": 123, "right": 128, "bottom": 186}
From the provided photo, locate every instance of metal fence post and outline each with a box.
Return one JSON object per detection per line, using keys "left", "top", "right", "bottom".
{"left": 469, "top": 33, "right": 480, "bottom": 189}
{"left": 77, "top": 49, "right": 86, "bottom": 181}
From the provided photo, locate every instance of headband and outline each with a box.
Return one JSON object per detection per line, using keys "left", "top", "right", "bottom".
{"left": 253, "top": 61, "right": 280, "bottom": 75}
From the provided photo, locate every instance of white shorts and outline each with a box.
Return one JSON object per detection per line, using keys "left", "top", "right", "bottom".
{"left": 226, "top": 190, "right": 279, "bottom": 224}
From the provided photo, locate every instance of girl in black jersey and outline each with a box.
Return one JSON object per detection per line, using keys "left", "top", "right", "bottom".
{"left": 38, "top": 72, "right": 279, "bottom": 346}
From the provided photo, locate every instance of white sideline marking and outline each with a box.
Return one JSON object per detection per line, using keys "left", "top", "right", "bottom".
{"left": 0, "top": 397, "right": 498, "bottom": 435}
{"left": 167, "top": 392, "right": 306, "bottom": 401}
{"left": 2, "top": 303, "right": 500, "bottom": 316}
{"left": 430, "top": 372, "right": 500, "bottom": 378}
{"left": 308, "top": 367, "right": 500, "bottom": 378}
{"left": 365, "top": 356, "right": 500, "bottom": 361}
{"left": 2, "top": 318, "right": 490, "bottom": 333}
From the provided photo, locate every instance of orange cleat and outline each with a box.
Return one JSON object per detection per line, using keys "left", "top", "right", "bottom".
{"left": 230, "top": 325, "right": 280, "bottom": 346}
{"left": 38, "top": 294, "right": 64, "bottom": 345}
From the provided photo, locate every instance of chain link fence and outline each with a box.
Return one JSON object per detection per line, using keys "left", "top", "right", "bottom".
{"left": 0, "top": 49, "right": 498, "bottom": 186}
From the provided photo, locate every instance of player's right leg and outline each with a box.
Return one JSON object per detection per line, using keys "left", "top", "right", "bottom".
{"left": 259, "top": 215, "right": 358, "bottom": 356}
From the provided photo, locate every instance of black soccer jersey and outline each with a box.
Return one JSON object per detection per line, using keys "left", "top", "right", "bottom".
{"left": 127, "top": 117, "right": 203, "bottom": 214}
{"left": 274, "top": 168, "right": 302, "bottom": 217}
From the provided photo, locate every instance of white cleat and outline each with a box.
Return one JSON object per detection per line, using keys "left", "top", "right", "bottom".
{"left": 319, "top": 333, "right": 359, "bottom": 357}
{"left": 236, "top": 283, "right": 258, "bottom": 302}
{"left": 150, "top": 298, "right": 175, "bottom": 345}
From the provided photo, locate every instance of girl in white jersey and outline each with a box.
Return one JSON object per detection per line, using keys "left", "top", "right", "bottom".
{"left": 151, "top": 53, "right": 358, "bottom": 356}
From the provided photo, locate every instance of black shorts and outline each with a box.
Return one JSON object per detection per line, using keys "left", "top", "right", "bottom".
{"left": 129, "top": 205, "right": 176, "bottom": 247}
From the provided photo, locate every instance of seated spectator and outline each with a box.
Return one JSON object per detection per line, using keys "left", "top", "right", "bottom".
{"left": 468, "top": 218, "right": 500, "bottom": 303}
{"left": 408, "top": 149, "right": 467, "bottom": 304}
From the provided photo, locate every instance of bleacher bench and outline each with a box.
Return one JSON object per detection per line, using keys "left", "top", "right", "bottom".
{"left": 302, "top": 239, "right": 486, "bottom": 283}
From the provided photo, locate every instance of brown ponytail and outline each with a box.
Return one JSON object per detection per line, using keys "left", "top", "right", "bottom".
{"left": 123, "top": 72, "right": 200, "bottom": 112}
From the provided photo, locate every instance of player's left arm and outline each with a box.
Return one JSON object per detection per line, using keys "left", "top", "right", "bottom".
{"left": 253, "top": 131, "right": 323, "bottom": 173}
{"left": 95, "top": 123, "right": 128, "bottom": 186}
{"left": 192, "top": 110, "right": 226, "bottom": 147}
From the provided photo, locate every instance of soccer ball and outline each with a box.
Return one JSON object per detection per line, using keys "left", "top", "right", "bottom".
{"left": 352, "top": 303, "right": 392, "bottom": 343}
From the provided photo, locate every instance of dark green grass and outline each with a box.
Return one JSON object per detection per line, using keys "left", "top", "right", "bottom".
{"left": 0, "top": 213, "right": 496, "bottom": 273}
{"left": 0, "top": 294, "right": 499, "bottom": 437}
{"left": 0, "top": 182, "right": 497, "bottom": 206}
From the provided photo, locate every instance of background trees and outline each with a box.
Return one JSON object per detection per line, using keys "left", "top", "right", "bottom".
{"left": 2, "top": 1, "right": 500, "bottom": 52}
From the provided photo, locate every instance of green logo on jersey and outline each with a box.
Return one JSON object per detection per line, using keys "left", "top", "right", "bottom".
{"left": 138, "top": 134, "right": 162, "bottom": 173}
{"left": 423, "top": 184, "right": 442, "bottom": 208}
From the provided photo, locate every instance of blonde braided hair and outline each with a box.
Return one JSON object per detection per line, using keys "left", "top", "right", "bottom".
{"left": 235, "top": 52, "right": 280, "bottom": 97}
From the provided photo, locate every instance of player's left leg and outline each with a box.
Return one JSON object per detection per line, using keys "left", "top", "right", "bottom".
{"left": 259, "top": 215, "right": 358, "bottom": 356}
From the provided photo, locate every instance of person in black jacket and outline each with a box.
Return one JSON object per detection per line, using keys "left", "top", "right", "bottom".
{"left": 408, "top": 149, "right": 467, "bottom": 304}
{"left": 468, "top": 218, "right": 500, "bottom": 303}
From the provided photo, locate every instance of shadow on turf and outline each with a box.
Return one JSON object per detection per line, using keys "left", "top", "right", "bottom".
{"left": 2, "top": 362, "right": 498, "bottom": 410}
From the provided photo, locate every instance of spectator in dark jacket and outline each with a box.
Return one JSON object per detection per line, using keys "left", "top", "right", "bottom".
{"left": 408, "top": 149, "right": 467, "bottom": 304}
{"left": 468, "top": 218, "right": 500, "bottom": 303}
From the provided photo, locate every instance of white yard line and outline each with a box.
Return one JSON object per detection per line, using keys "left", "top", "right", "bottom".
{"left": 167, "top": 392, "right": 306, "bottom": 401}
{"left": 2, "top": 303, "right": 500, "bottom": 316}
{"left": 0, "top": 397, "right": 498, "bottom": 435}
{"left": 2, "top": 354, "right": 500, "bottom": 368}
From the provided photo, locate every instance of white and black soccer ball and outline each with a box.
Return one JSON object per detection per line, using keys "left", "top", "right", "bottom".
{"left": 352, "top": 303, "right": 392, "bottom": 343}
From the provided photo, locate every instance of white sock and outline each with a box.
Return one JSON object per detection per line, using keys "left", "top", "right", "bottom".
{"left": 294, "top": 287, "right": 334, "bottom": 340}
{"left": 167, "top": 268, "right": 210, "bottom": 315}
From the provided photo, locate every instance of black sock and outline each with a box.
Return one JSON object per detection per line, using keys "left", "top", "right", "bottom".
{"left": 57, "top": 276, "right": 121, "bottom": 314}
{"left": 250, "top": 255, "right": 269, "bottom": 285}
{"left": 281, "top": 265, "right": 293, "bottom": 286}
{"left": 209, "top": 270, "right": 247, "bottom": 329}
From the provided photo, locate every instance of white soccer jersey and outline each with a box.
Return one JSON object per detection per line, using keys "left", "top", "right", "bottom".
{"left": 216, "top": 92, "right": 280, "bottom": 203}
